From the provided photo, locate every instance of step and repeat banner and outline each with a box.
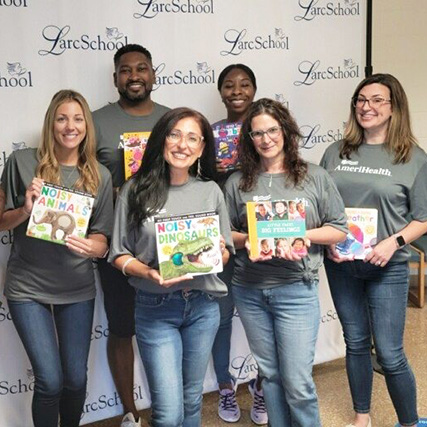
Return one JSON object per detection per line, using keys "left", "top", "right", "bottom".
{"left": 0, "top": 1, "right": 366, "bottom": 425}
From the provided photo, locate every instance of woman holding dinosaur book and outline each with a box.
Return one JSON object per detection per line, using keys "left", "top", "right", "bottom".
{"left": 0, "top": 90, "right": 113, "bottom": 427}
{"left": 224, "top": 98, "right": 348, "bottom": 426}
{"left": 321, "top": 74, "right": 427, "bottom": 427}
{"left": 109, "top": 107, "right": 233, "bottom": 427}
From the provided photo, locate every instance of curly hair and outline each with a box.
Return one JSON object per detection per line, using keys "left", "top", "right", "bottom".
{"left": 341, "top": 73, "right": 417, "bottom": 163}
{"left": 238, "top": 98, "right": 307, "bottom": 192}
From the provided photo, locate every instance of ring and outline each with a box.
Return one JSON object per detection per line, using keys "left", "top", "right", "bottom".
{"left": 376, "top": 261, "right": 381, "bottom": 266}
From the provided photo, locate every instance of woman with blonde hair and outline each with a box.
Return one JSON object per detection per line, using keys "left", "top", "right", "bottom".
{"left": 321, "top": 74, "right": 427, "bottom": 427}
{"left": 0, "top": 89, "right": 113, "bottom": 427}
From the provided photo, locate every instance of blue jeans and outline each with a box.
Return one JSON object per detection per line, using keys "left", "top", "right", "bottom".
{"left": 233, "top": 281, "right": 321, "bottom": 427}
{"left": 135, "top": 289, "right": 220, "bottom": 427}
{"left": 212, "top": 257, "right": 235, "bottom": 385}
{"left": 325, "top": 259, "right": 418, "bottom": 426}
{"left": 8, "top": 299, "right": 94, "bottom": 427}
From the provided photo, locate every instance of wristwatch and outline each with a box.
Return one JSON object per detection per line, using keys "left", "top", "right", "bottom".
{"left": 395, "top": 235, "right": 406, "bottom": 248}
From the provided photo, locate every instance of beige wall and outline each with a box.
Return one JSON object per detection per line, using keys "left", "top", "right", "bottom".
{"left": 373, "top": 0, "right": 427, "bottom": 148}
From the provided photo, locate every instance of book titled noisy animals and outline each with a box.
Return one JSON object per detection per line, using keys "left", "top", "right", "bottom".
{"left": 26, "top": 182, "right": 95, "bottom": 245}
{"left": 155, "top": 211, "right": 223, "bottom": 280}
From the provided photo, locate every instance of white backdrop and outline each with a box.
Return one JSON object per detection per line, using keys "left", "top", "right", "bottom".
{"left": 0, "top": 1, "right": 366, "bottom": 425}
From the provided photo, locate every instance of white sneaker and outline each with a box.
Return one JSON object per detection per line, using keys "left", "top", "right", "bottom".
{"left": 121, "top": 412, "right": 141, "bottom": 427}
{"left": 248, "top": 379, "right": 268, "bottom": 425}
{"left": 345, "top": 417, "right": 371, "bottom": 427}
{"left": 218, "top": 381, "right": 241, "bottom": 423}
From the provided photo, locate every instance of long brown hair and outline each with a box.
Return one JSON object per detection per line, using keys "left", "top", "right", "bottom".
{"left": 341, "top": 73, "right": 417, "bottom": 163}
{"left": 36, "top": 90, "right": 101, "bottom": 194}
{"left": 238, "top": 98, "right": 307, "bottom": 192}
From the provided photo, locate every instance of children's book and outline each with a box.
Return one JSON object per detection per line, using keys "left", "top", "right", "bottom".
{"left": 335, "top": 207, "right": 378, "bottom": 259}
{"left": 155, "top": 211, "right": 223, "bottom": 280}
{"left": 122, "top": 131, "right": 150, "bottom": 180}
{"left": 246, "top": 200, "right": 306, "bottom": 259}
{"left": 212, "top": 122, "right": 241, "bottom": 171}
{"left": 26, "top": 182, "right": 95, "bottom": 245}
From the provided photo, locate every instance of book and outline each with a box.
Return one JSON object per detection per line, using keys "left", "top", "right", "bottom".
{"left": 26, "top": 182, "right": 95, "bottom": 245}
{"left": 335, "top": 207, "right": 378, "bottom": 259}
{"left": 246, "top": 200, "right": 306, "bottom": 259}
{"left": 155, "top": 211, "right": 223, "bottom": 280}
{"left": 122, "top": 131, "right": 150, "bottom": 180}
{"left": 212, "top": 122, "right": 241, "bottom": 171}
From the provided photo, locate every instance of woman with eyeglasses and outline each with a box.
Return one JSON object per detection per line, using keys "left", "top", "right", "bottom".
{"left": 224, "top": 98, "right": 348, "bottom": 426}
{"left": 109, "top": 107, "right": 233, "bottom": 427}
{"left": 321, "top": 74, "right": 427, "bottom": 427}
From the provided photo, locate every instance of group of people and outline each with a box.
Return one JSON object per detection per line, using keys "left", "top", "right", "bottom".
{"left": 1, "top": 42, "right": 426, "bottom": 427}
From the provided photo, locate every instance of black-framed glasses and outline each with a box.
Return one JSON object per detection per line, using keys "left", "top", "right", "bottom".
{"left": 166, "top": 130, "right": 204, "bottom": 148}
{"left": 352, "top": 96, "right": 391, "bottom": 108}
{"left": 249, "top": 126, "right": 282, "bottom": 142}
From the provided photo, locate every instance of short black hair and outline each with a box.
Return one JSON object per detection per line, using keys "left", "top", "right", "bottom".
{"left": 217, "top": 64, "right": 257, "bottom": 91}
{"left": 114, "top": 44, "right": 152, "bottom": 68}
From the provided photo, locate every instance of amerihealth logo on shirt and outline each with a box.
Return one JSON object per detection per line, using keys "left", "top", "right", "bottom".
{"left": 334, "top": 160, "right": 392, "bottom": 177}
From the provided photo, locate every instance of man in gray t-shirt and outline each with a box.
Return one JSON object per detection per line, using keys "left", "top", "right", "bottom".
{"left": 92, "top": 43, "right": 170, "bottom": 427}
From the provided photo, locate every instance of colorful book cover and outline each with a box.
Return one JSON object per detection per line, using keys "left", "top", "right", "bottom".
{"left": 26, "top": 182, "right": 95, "bottom": 245}
{"left": 155, "top": 211, "right": 223, "bottom": 280}
{"left": 122, "top": 131, "right": 150, "bottom": 180}
{"left": 212, "top": 122, "right": 241, "bottom": 171}
{"left": 335, "top": 207, "right": 378, "bottom": 259}
{"left": 246, "top": 200, "right": 306, "bottom": 259}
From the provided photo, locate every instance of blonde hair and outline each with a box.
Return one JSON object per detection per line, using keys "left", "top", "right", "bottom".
{"left": 342, "top": 73, "right": 417, "bottom": 164}
{"left": 36, "top": 89, "right": 101, "bottom": 194}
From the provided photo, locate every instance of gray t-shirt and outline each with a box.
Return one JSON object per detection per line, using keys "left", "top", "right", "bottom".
{"left": 109, "top": 177, "right": 234, "bottom": 296}
{"left": 1, "top": 148, "right": 114, "bottom": 303}
{"left": 93, "top": 102, "right": 170, "bottom": 188}
{"left": 320, "top": 141, "right": 427, "bottom": 262}
{"left": 224, "top": 164, "right": 348, "bottom": 288}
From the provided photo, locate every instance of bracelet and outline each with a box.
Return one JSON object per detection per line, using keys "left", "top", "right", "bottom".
{"left": 122, "top": 257, "right": 136, "bottom": 276}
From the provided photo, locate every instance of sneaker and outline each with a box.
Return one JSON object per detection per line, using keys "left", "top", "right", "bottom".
{"left": 121, "top": 412, "right": 141, "bottom": 427}
{"left": 345, "top": 418, "right": 371, "bottom": 427}
{"left": 218, "top": 382, "right": 241, "bottom": 423}
{"left": 248, "top": 378, "right": 268, "bottom": 425}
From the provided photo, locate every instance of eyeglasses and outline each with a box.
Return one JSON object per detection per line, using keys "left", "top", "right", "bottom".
{"left": 352, "top": 96, "right": 391, "bottom": 108}
{"left": 166, "top": 130, "right": 204, "bottom": 148}
{"left": 249, "top": 126, "right": 282, "bottom": 142}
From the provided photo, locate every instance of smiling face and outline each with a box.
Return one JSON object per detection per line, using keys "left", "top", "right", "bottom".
{"left": 53, "top": 101, "right": 86, "bottom": 161}
{"left": 355, "top": 83, "right": 392, "bottom": 139}
{"left": 275, "top": 201, "right": 287, "bottom": 215}
{"left": 220, "top": 68, "right": 256, "bottom": 122}
{"left": 114, "top": 51, "right": 155, "bottom": 104}
{"left": 163, "top": 117, "right": 205, "bottom": 181}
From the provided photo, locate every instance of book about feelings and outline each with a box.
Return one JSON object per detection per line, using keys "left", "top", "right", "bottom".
{"left": 155, "top": 211, "right": 223, "bottom": 280}
{"left": 122, "top": 131, "right": 150, "bottom": 180}
{"left": 26, "top": 182, "right": 95, "bottom": 245}
{"left": 335, "top": 207, "right": 378, "bottom": 259}
{"left": 246, "top": 200, "right": 306, "bottom": 259}
{"left": 212, "top": 122, "right": 241, "bottom": 171}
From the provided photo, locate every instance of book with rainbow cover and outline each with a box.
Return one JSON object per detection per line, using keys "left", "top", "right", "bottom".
{"left": 26, "top": 182, "right": 94, "bottom": 245}
{"left": 122, "top": 131, "right": 151, "bottom": 180}
{"left": 155, "top": 211, "right": 223, "bottom": 280}
{"left": 335, "top": 207, "right": 378, "bottom": 259}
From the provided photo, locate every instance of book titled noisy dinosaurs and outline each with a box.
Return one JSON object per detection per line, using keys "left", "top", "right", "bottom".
{"left": 26, "top": 182, "right": 95, "bottom": 245}
{"left": 122, "top": 131, "right": 150, "bottom": 180}
{"left": 246, "top": 200, "right": 306, "bottom": 259}
{"left": 335, "top": 207, "right": 378, "bottom": 260}
{"left": 155, "top": 211, "right": 223, "bottom": 280}
{"left": 212, "top": 122, "right": 241, "bottom": 171}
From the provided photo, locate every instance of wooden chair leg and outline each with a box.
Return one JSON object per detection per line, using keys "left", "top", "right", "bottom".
{"left": 408, "top": 245, "right": 425, "bottom": 308}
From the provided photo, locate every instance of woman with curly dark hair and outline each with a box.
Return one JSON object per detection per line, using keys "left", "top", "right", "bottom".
{"left": 224, "top": 98, "right": 348, "bottom": 426}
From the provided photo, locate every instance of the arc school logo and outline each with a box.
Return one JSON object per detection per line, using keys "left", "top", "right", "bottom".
{"left": 82, "top": 384, "right": 145, "bottom": 418}
{"left": 153, "top": 62, "right": 215, "bottom": 90}
{"left": 0, "top": 62, "right": 33, "bottom": 88}
{"left": 299, "top": 123, "right": 344, "bottom": 149}
{"left": 221, "top": 28, "right": 289, "bottom": 56}
{"left": 133, "top": 0, "right": 214, "bottom": 19}
{"left": 0, "top": 298, "right": 12, "bottom": 321}
{"left": 295, "top": 0, "right": 360, "bottom": 21}
{"left": 0, "top": 369, "right": 35, "bottom": 396}
{"left": 275, "top": 94, "right": 290, "bottom": 109}
{"left": 91, "top": 323, "right": 109, "bottom": 341}
{"left": 0, "top": 0, "right": 28, "bottom": 6}
{"left": 230, "top": 353, "right": 258, "bottom": 381}
{"left": 320, "top": 309, "right": 339, "bottom": 323}
{"left": 294, "top": 58, "right": 359, "bottom": 86}
{"left": 38, "top": 25, "right": 129, "bottom": 56}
